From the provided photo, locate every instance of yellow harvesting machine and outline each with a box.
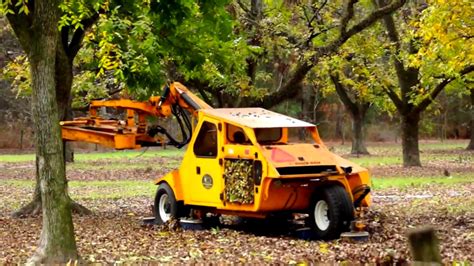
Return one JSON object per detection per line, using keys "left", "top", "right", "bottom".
{"left": 61, "top": 82, "right": 371, "bottom": 239}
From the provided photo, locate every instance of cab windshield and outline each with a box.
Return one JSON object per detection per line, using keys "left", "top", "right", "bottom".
{"left": 254, "top": 127, "right": 317, "bottom": 145}
{"left": 254, "top": 128, "right": 282, "bottom": 144}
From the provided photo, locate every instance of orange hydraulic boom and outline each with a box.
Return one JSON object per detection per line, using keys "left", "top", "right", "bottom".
{"left": 60, "top": 82, "right": 211, "bottom": 149}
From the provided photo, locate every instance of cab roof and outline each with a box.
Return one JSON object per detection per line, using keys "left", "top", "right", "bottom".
{"left": 200, "top": 108, "right": 315, "bottom": 128}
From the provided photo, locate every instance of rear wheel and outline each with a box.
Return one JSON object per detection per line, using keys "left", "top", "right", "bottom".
{"left": 308, "top": 185, "right": 354, "bottom": 239}
{"left": 155, "top": 183, "right": 180, "bottom": 225}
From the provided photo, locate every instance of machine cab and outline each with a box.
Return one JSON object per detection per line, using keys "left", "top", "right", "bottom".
{"left": 157, "top": 108, "right": 370, "bottom": 211}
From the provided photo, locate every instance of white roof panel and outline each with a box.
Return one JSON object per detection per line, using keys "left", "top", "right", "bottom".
{"left": 201, "top": 108, "right": 315, "bottom": 128}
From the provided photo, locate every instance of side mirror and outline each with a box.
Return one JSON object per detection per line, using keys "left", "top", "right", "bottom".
{"left": 253, "top": 160, "right": 262, "bottom": 186}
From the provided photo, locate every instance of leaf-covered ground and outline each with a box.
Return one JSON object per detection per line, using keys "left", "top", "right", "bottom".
{"left": 0, "top": 141, "right": 472, "bottom": 264}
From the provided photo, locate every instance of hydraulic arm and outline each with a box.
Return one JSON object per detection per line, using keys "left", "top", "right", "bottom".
{"left": 60, "top": 82, "right": 212, "bottom": 149}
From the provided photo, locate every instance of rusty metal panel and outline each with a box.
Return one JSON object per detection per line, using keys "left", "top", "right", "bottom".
{"left": 201, "top": 108, "right": 314, "bottom": 128}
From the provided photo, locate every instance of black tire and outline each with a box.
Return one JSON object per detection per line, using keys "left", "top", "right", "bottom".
{"left": 154, "top": 183, "right": 179, "bottom": 225}
{"left": 308, "top": 185, "right": 354, "bottom": 240}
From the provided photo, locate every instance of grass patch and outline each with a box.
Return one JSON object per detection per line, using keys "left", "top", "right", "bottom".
{"left": 348, "top": 152, "right": 472, "bottom": 168}
{"left": 329, "top": 140, "right": 469, "bottom": 157}
{"left": 2, "top": 180, "right": 156, "bottom": 200}
{"left": 69, "top": 160, "right": 181, "bottom": 171}
{"left": 69, "top": 180, "right": 156, "bottom": 199}
{"left": 74, "top": 149, "right": 184, "bottom": 161}
{"left": 0, "top": 148, "right": 185, "bottom": 163}
{"left": 0, "top": 153, "right": 36, "bottom": 162}
{"left": 3, "top": 174, "right": 472, "bottom": 201}
{"left": 349, "top": 156, "right": 402, "bottom": 167}
{"left": 372, "top": 175, "right": 473, "bottom": 189}
{"left": 418, "top": 141, "right": 469, "bottom": 150}
{"left": 440, "top": 197, "right": 474, "bottom": 214}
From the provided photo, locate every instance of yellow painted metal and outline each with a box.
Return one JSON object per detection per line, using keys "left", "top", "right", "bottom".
{"left": 181, "top": 115, "right": 224, "bottom": 206}
{"left": 153, "top": 111, "right": 371, "bottom": 213}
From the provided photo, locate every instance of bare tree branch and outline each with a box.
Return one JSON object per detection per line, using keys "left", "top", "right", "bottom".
{"left": 67, "top": 12, "right": 100, "bottom": 59}
{"left": 303, "top": 0, "right": 328, "bottom": 29}
{"left": 335, "top": 0, "right": 407, "bottom": 53}
{"left": 237, "top": 0, "right": 250, "bottom": 13}
{"left": 330, "top": 73, "right": 358, "bottom": 112}
{"left": 246, "top": 0, "right": 407, "bottom": 108}
{"left": 340, "top": 0, "right": 359, "bottom": 35}
{"left": 305, "top": 26, "right": 336, "bottom": 47}
{"left": 383, "top": 84, "right": 403, "bottom": 111}
{"left": 414, "top": 65, "right": 474, "bottom": 113}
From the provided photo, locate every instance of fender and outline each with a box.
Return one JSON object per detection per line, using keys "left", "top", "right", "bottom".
{"left": 154, "top": 169, "right": 184, "bottom": 201}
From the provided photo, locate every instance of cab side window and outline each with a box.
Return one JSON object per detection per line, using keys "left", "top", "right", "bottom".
{"left": 194, "top": 121, "right": 218, "bottom": 157}
{"left": 226, "top": 124, "right": 250, "bottom": 145}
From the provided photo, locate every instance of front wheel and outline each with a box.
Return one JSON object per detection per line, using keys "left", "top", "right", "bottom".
{"left": 308, "top": 185, "right": 354, "bottom": 240}
{"left": 155, "top": 183, "right": 179, "bottom": 225}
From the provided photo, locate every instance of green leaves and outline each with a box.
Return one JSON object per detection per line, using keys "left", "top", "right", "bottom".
{"left": 2, "top": 55, "right": 31, "bottom": 97}
{"left": 74, "top": 0, "right": 242, "bottom": 99}
{"left": 412, "top": 0, "right": 473, "bottom": 92}
{"left": 71, "top": 70, "right": 110, "bottom": 109}
{"left": 58, "top": 0, "right": 106, "bottom": 30}
{"left": 0, "top": 0, "right": 21, "bottom": 15}
{"left": 15, "top": 0, "right": 29, "bottom": 15}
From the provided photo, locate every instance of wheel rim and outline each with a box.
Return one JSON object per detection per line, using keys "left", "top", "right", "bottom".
{"left": 314, "top": 200, "right": 330, "bottom": 231}
{"left": 158, "top": 193, "right": 171, "bottom": 222}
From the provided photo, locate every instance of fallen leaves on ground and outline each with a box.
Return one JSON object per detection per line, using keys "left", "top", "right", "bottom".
{"left": 0, "top": 157, "right": 182, "bottom": 181}
{"left": 0, "top": 143, "right": 472, "bottom": 263}
{"left": 0, "top": 183, "right": 472, "bottom": 264}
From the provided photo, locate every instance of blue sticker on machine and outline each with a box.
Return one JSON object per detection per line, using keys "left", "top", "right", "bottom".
{"left": 202, "top": 174, "right": 213, "bottom": 189}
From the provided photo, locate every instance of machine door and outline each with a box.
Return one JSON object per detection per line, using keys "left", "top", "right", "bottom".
{"left": 189, "top": 119, "right": 223, "bottom": 205}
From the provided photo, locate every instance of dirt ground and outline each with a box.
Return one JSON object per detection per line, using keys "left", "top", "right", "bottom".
{"left": 0, "top": 142, "right": 473, "bottom": 264}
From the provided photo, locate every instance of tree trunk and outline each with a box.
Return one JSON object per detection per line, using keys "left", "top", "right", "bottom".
{"left": 351, "top": 113, "right": 369, "bottom": 155}
{"left": 56, "top": 37, "right": 75, "bottom": 163}
{"left": 27, "top": 0, "right": 78, "bottom": 262}
{"left": 401, "top": 112, "right": 421, "bottom": 167}
{"left": 12, "top": 35, "right": 91, "bottom": 218}
{"left": 11, "top": 165, "right": 42, "bottom": 217}
{"left": 467, "top": 88, "right": 474, "bottom": 150}
{"left": 335, "top": 102, "right": 345, "bottom": 144}
{"left": 330, "top": 74, "right": 370, "bottom": 154}
{"left": 468, "top": 116, "right": 474, "bottom": 150}
{"left": 408, "top": 227, "right": 442, "bottom": 264}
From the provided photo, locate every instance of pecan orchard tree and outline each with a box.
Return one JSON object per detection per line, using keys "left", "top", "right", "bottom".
{"left": 2, "top": 0, "right": 78, "bottom": 262}
{"left": 2, "top": 0, "right": 238, "bottom": 262}
{"left": 4, "top": 0, "right": 237, "bottom": 217}
{"left": 3, "top": 0, "right": 105, "bottom": 217}
{"left": 320, "top": 20, "right": 396, "bottom": 155}
{"left": 176, "top": 0, "right": 408, "bottom": 109}
{"left": 376, "top": 0, "right": 473, "bottom": 166}
{"left": 236, "top": 0, "right": 408, "bottom": 109}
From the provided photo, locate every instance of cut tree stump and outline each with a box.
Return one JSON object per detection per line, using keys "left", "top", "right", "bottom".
{"left": 407, "top": 226, "right": 442, "bottom": 265}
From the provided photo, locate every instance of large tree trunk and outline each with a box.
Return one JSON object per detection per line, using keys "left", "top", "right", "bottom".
{"left": 27, "top": 0, "right": 78, "bottom": 262}
{"left": 467, "top": 88, "right": 474, "bottom": 150}
{"left": 401, "top": 112, "right": 421, "bottom": 167}
{"left": 351, "top": 112, "right": 369, "bottom": 155}
{"left": 12, "top": 36, "right": 90, "bottom": 218}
